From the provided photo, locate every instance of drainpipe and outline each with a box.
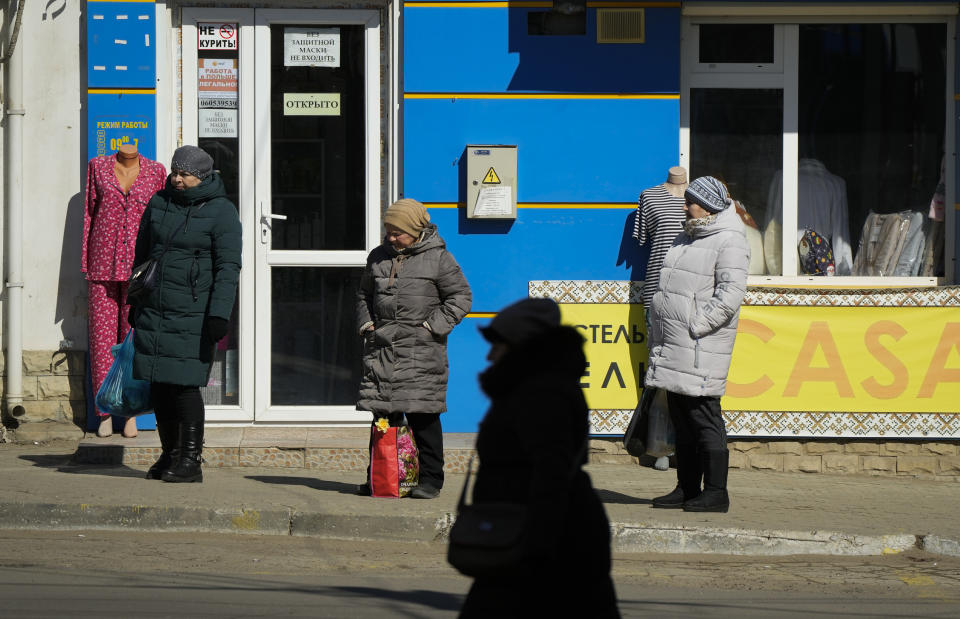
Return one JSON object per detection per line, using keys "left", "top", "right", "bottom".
{"left": 3, "top": 0, "right": 26, "bottom": 419}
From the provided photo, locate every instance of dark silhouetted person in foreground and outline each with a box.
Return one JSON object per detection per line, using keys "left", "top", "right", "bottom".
{"left": 458, "top": 298, "right": 620, "bottom": 618}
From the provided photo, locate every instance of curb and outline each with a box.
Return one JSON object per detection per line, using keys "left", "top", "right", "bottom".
{"left": 919, "top": 535, "right": 960, "bottom": 558}
{"left": 609, "top": 522, "right": 920, "bottom": 556}
{"left": 0, "top": 502, "right": 293, "bottom": 535}
{"left": 2, "top": 501, "right": 958, "bottom": 559}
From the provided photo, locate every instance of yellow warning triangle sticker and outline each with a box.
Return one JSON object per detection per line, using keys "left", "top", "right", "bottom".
{"left": 482, "top": 167, "right": 501, "bottom": 184}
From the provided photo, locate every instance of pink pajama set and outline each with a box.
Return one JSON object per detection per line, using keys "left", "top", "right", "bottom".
{"left": 82, "top": 155, "right": 167, "bottom": 416}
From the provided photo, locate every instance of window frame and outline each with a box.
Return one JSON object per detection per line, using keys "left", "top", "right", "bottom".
{"left": 679, "top": 8, "right": 956, "bottom": 286}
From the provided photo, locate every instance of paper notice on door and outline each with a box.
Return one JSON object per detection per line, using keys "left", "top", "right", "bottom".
{"left": 198, "top": 58, "right": 238, "bottom": 109}
{"left": 282, "top": 93, "right": 341, "bottom": 116}
{"left": 474, "top": 185, "right": 513, "bottom": 217}
{"left": 284, "top": 27, "right": 340, "bottom": 67}
{"left": 199, "top": 108, "right": 238, "bottom": 138}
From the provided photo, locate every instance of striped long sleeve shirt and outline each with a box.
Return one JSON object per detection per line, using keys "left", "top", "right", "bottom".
{"left": 633, "top": 185, "right": 686, "bottom": 307}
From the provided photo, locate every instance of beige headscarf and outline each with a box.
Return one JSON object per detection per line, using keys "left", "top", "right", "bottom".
{"left": 384, "top": 198, "right": 430, "bottom": 238}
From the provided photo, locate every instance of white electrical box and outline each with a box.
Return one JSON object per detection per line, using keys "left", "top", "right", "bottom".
{"left": 465, "top": 145, "right": 517, "bottom": 220}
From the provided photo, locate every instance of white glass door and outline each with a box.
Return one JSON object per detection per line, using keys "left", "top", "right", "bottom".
{"left": 182, "top": 8, "right": 381, "bottom": 424}
{"left": 253, "top": 9, "right": 381, "bottom": 422}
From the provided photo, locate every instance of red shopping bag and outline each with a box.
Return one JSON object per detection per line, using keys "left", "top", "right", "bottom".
{"left": 369, "top": 417, "right": 419, "bottom": 498}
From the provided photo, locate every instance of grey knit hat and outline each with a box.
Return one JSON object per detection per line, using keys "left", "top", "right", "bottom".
{"left": 170, "top": 145, "right": 214, "bottom": 180}
{"left": 684, "top": 176, "right": 732, "bottom": 213}
{"left": 480, "top": 298, "right": 561, "bottom": 347}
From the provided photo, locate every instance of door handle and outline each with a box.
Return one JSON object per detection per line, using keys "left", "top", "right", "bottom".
{"left": 259, "top": 202, "right": 287, "bottom": 244}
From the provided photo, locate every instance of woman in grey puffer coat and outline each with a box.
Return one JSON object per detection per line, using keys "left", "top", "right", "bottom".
{"left": 645, "top": 176, "right": 749, "bottom": 512}
{"left": 356, "top": 198, "right": 472, "bottom": 499}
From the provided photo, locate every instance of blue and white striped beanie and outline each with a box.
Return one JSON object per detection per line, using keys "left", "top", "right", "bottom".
{"left": 684, "top": 176, "right": 732, "bottom": 213}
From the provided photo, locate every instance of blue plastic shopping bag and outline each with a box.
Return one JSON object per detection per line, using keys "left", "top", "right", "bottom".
{"left": 95, "top": 330, "right": 153, "bottom": 417}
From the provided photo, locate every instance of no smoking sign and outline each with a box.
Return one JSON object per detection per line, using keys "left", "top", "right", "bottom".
{"left": 198, "top": 22, "right": 239, "bottom": 50}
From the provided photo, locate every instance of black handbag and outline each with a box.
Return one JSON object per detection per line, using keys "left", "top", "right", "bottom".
{"left": 447, "top": 441, "right": 587, "bottom": 578}
{"left": 127, "top": 210, "right": 195, "bottom": 305}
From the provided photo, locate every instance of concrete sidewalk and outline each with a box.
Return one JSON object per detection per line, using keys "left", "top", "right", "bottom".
{"left": 1, "top": 441, "right": 959, "bottom": 558}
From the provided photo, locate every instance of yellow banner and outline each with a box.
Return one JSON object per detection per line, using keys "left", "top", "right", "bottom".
{"left": 561, "top": 304, "right": 960, "bottom": 413}
{"left": 559, "top": 304, "right": 647, "bottom": 409}
{"left": 725, "top": 306, "right": 960, "bottom": 412}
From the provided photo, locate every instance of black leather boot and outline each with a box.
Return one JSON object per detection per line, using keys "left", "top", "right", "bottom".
{"left": 683, "top": 449, "right": 729, "bottom": 512}
{"left": 652, "top": 447, "right": 702, "bottom": 508}
{"left": 145, "top": 415, "right": 179, "bottom": 480}
{"left": 162, "top": 422, "right": 204, "bottom": 483}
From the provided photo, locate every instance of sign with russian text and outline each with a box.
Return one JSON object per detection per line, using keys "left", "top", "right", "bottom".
{"left": 199, "top": 108, "right": 238, "bottom": 138}
{"left": 559, "top": 304, "right": 647, "bottom": 410}
{"left": 199, "top": 22, "right": 238, "bottom": 50}
{"left": 87, "top": 92, "right": 156, "bottom": 161}
{"left": 282, "top": 93, "right": 341, "bottom": 116}
{"left": 198, "top": 58, "right": 238, "bottom": 109}
{"left": 561, "top": 302, "right": 960, "bottom": 414}
{"left": 284, "top": 27, "right": 340, "bottom": 67}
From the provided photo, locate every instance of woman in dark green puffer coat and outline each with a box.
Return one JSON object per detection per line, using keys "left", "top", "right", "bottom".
{"left": 129, "top": 145, "right": 241, "bottom": 484}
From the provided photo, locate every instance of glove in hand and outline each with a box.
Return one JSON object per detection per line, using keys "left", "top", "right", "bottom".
{"left": 206, "top": 317, "right": 229, "bottom": 342}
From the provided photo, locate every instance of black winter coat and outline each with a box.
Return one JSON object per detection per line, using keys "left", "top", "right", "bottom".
{"left": 460, "top": 326, "right": 619, "bottom": 618}
{"left": 356, "top": 224, "right": 471, "bottom": 414}
{"left": 130, "top": 173, "right": 242, "bottom": 386}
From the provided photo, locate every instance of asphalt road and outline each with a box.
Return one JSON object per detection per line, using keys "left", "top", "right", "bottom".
{"left": 1, "top": 529, "right": 959, "bottom": 618}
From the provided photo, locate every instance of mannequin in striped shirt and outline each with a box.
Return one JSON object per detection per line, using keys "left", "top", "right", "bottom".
{"left": 634, "top": 166, "right": 688, "bottom": 312}
{"left": 633, "top": 166, "right": 687, "bottom": 471}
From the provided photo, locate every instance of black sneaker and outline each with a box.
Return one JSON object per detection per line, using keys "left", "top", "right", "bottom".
{"left": 355, "top": 482, "right": 371, "bottom": 496}
{"left": 409, "top": 484, "right": 440, "bottom": 499}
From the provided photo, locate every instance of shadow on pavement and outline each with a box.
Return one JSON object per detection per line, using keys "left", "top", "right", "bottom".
{"left": 327, "top": 585, "right": 463, "bottom": 612}
{"left": 18, "top": 454, "right": 146, "bottom": 478}
{"left": 246, "top": 475, "right": 359, "bottom": 495}
{"left": 595, "top": 488, "right": 651, "bottom": 505}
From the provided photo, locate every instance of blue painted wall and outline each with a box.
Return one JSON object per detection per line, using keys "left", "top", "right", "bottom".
{"left": 404, "top": 6, "right": 681, "bottom": 93}
{"left": 405, "top": 97, "right": 678, "bottom": 202}
{"left": 404, "top": 4, "right": 682, "bottom": 431}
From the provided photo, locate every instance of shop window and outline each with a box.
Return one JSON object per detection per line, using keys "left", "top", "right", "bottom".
{"left": 690, "top": 89, "right": 782, "bottom": 276}
{"left": 686, "top": 20, "right": 947, "bottom": 279}
{"left": 796, "top": 23, "right": 945, "bottom": 277}
{"left": 699, "top": 24, "right": 774, "bottom": 64}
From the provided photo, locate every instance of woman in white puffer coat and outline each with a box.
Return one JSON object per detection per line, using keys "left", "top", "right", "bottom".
{"left": 645, "top": 176, "right": 750, "bottom": 513}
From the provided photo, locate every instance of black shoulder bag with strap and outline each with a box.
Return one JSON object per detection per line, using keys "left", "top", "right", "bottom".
{"left": 447, "top": 438, "right": 589, "bottom": 578}
{"left": 127, "top": 215, "right": 190, "bottom": 306}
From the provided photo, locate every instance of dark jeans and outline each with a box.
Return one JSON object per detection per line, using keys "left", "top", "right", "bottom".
{"left": 152, "top": 383, "right": 205, "bottom": 425}
{"left": 367, "top": 412, "right": 445, "bottom": 489}
{"left": 665, "top": 391, "right": 727, "bottom": 455}
{"left": 407, "top": 413, "right": 444, "bottom": 489}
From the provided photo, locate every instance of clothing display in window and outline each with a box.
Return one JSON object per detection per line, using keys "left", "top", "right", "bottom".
{"left": 921, "top": 155, "right": 946, "bottom": 277}
{"left": 921, "top": 221, "right": 945, "bottom": 277}
{"left": 797, "top": 229, "right": 835, "bottom": 276}
{"left": 83, "top": 146, "right": 167, "bottom": 434}
{"left": 633, "top": 167, "right": 687, "bottom": 307}
{"left": 765, "top": 158, "right": 853, "bottom": 275}
{"left": 734, "top": 200, "right": 765, "bottom": 275}
{"left": 851, "top": 211, "right": 926, "bottom": 277}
